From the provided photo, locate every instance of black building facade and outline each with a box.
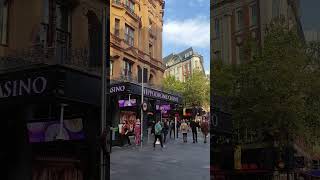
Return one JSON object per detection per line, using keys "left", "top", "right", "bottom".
{"left": 109, "top": 82, "right": 182, "bottom": 145}
{"left": 2, "top": 61, "right": 105, "bottom": 180}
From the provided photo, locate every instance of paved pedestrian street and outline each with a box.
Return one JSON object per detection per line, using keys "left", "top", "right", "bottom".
{"left": 110, "top": 134, "right": 210, "bottom": 180}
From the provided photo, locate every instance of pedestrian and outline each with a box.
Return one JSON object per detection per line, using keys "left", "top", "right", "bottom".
{"left": 169, "top": 120, "right": 175, "bottom": 138}
{"left": 180, "top": 120, "right": 189, "bottom": 143}
{"left": 151, "top": 120, "right": 156, "bottom": 135}
{"left": 153, "top": 119, "right": 164, "bottom": 150}
{"left": 190, "top": 119, "right": 198, "bottom": 143}
{"left": 121, "top": 120, "right": 131, "bottom": 146}
{"left": 200, "top": 119, "right": 209, "bottom": 143}
{"left": 176, "top": 119, "right": 181, "bottom": 138}
{"left": 162, "top": 119, "right": 169, "bottom": 143}
{"left": 134, "top": 119, "right": 141, "bottom": 145}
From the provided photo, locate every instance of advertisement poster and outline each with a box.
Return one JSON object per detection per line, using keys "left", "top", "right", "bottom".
{"left": 120, "top": 111, "right": 136, "bottom": 130}
{"left": 27, "top": 118, "right": 85, "bottom": 143}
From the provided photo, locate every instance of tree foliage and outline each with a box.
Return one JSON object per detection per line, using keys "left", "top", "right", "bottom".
{"left": 212, "top": 19, "right": 320, "bottom": 155}
{"left": 163, "top": 70, "right": 210, "bottom": 109}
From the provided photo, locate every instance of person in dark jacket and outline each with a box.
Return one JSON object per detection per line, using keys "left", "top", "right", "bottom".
{"left": 162, "top": 119, "right": 169, "bottom": 143}
{"left": 190, "top": 119, "right": 199, "bottom": 143}
{"left": 169, "top": 120, "right": 175, "bottom": 138}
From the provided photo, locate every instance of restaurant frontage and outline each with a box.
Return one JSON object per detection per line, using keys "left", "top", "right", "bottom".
{"left": 3, "top": 65, "right": 105, "bottom": 180}
{"left": 109, "top": 82, "right": 182, "bottom": 146}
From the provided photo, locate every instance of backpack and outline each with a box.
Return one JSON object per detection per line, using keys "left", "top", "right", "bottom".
{"left": 155, "top": 123, "right": 162, "bottom": 135}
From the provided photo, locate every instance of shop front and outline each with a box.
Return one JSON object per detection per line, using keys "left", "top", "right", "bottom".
{"left": 109, "top": 82, "right": 182, "bottom": 146}
{"left": 3, "top": 65, "right": 104, "bottom": 180}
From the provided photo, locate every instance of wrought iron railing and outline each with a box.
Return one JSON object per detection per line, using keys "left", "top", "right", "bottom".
{"left": 0, "top": 47, "right": 101, "bottom": 75}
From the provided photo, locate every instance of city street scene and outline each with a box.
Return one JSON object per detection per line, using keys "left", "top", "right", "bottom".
{"left": 110, "top": 0, "right": 210, "bottom": 180}
{"left": 212, "top": 0, "right": 320, "bottom": 180}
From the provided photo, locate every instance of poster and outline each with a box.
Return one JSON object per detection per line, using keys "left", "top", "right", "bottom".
{"left": 120, "top": 111, "right": 136, "bottom": 130}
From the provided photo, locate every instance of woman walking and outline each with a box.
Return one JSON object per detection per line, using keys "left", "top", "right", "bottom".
{"left": 180, "top": 120, "right": 189, "bottom": 143}
{"left": 200, "top": 119, "right": 209, "bottom": 143}
{"left": 134, "top": 119, "right": 141, "bottom": 145}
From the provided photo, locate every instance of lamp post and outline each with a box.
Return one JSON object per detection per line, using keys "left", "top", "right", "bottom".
{"left": 141, "top": 67, "right": 144, "bottom": 149}
{"left": 100, "top": 6, "right": 108, "bottom": 180}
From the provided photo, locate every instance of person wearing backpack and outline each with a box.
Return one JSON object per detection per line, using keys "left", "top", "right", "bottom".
{"left": 153, "top": 119, "right": 164, "bottom": 150}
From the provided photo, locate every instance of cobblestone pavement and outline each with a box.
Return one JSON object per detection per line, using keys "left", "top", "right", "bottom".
{"left": 110, "top": 132, "right": 210, "bottom": 180}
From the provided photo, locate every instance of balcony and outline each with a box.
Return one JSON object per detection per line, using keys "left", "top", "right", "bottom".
{"left": 0, "top": 47, "right": 101, "bottom": 76}
{"left": 123, "top": 4, "right": 140, "bottom": 21}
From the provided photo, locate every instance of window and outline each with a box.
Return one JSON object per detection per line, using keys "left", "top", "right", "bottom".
{"left": 110, "top": 61, "right": 113, "bottom": 76}
{"left": 250, "top": 4, "right": 257, "bottom": 26}
{"left": 212, "top": 114, "right": 218, "bottom": 127}
{"left": 236, "top": 9, "right": 244, "bottom": 30}
{"left": 125, "top": 24, "right": 134, "bottom": 46}
{"left": 214, "top": 51, "right": 221, "bottom": 60}
{"left": 56, "top": 3, "right": 69, "bottom": 31}
{"left": 214, "top": 18, "right": 220, "bottom": 38}
{"left": 125, "top": 0, "right": 135, "bottom": 12}
{"left": 237, "top": 45, "right": 245, "bottom": 64}
{"left": 272, "top": 0, "right": 280, "bottom": 18}
{"left": 123, "top": 59, "right": 132, "bottom": 77}
{"left": 0, "top": 0, "right": 8, "bottom": 45}
{"left": 115, "top": 18, "right": 120, "bottom": 37}
{"left": 140, "top": 68, "right": 148, "bottom": 83}
{"left": 138, "top": 66, "right": 142, "bottom": 83}
{"left": 149, "top": 43, "right": 153, "bottom": 57}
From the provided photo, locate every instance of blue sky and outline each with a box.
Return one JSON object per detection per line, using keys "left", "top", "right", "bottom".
{"left": 162, "top": 0, "right": 210, "bottom": 74}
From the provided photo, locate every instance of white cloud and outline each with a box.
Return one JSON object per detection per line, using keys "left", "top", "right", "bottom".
{"left": 163, "top": 17, "right": 210, "bottom": 48}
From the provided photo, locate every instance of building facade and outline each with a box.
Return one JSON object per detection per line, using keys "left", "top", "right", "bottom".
{"left": 110, "top": 0, "right": 165, "bottom": 87}
{"left": 1, "top": 0, "right": 108, "bottom": 180}
{"left": 163, "top": 47, "right": 205, "bottom": 82}
{"left": 212, "top": 0, "right": 303, "bottom": 64}
{"left": 110, "top": 0, "right": 182, "bottom": 145}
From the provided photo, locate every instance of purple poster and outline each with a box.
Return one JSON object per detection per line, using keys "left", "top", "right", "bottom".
{"left": 27, "top": 118, "right": 85, "bottom": 143}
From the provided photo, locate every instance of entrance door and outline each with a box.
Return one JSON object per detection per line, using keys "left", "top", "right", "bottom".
{"left": 32, "top": 159, "right": 83, "bottom": 180}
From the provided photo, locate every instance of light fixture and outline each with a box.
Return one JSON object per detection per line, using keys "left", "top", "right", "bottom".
{"left": 127, "top": 94, "right": 132, "bottom": 106}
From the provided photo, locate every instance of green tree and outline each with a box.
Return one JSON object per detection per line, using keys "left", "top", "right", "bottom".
{"left": 163, "top": 70, "right": 210, "bottom": 109}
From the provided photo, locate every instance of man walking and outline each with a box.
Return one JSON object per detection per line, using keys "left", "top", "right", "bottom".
{"left": 153, "top": 119, "right": 164, "bottom": 150}
{"left": 162, "top": 119, "right": 169, "bottom": 143}
{"left": 169, "top": 120, "right": 175, "bottom": 139}
{"left": 190, "top": 119, "right": 198, "bottom": 143}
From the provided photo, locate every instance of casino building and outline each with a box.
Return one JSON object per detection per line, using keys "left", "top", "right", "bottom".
{"left": 1, "top": 0, "right": 108, "bottom": 180}
{"left": 110, "top": 0, "right": 181, "bottom": 145}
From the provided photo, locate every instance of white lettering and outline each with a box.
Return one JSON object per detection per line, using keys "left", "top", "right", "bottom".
{"left": 33, "top": 77, "right": 47, "bottom": 93}
{"left": 19, "top": 78, "right": 31, "bottom": 95}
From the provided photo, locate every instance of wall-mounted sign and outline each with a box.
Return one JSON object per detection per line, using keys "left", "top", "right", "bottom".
{"left": 144, "top": 88, "right": 179, "bottom": 103}
{"left": 0, "top": 76, "right": 47, "bottom": 98}
{"left": 142, "top": 102, "right": 148, "bottom": 111}
{"left": 110, "top": 85, "right": 126, "bottom": 93}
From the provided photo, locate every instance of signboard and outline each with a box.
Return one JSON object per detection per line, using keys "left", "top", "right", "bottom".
{"left": 0, "top": 76, "right": 48, "bottom": 98}
{"left": 109, "top": 83, "right": 181, "bottom": 103}
{"left": 142, "top": 102, "right": 148, "bottom": 111}
{"left": 118, "top": 99, "right": 136, "bottom": 107}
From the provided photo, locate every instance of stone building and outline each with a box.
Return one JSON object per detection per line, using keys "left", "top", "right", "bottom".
{"left": 163, "top": 47, "right": 205, "bottom": 82}
{"left": 110, "top": 0, "right": 165, "bottom": 87}
{"left": 1, "top": 0, "right": 108, "bottom": 179}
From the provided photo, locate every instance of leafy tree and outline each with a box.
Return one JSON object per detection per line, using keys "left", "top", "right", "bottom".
{"left": 163, "top": 70, "right": 210, "bottom": 109}
{"left": 212, "top": 19, "right": 320, "bottom": 155}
